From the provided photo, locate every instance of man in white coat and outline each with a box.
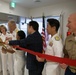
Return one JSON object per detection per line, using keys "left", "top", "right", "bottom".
{"left": 7, "top": 20, "right": 28, "bottom": 75}
{"left": 36, "top": 18, "right": 63, "bottom": 75}
{"left": 7, "top": 20, "right": 19, "bottom": 75}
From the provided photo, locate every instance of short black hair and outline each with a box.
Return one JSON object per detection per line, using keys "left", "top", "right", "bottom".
{"left": 28, "top": 21, "right": 39, "bottom": 31}
{"left": 17, "top": 30, "right": 26, "bottom": 39}
{"left": 47, "top": 18, "right": 60, "bottom": 32}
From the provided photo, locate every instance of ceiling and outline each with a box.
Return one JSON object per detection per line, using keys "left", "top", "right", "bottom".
{"left": 2, "top": 0, "right": 71, "bottom": 9}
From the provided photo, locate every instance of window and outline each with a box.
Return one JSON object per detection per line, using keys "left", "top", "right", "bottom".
{"left": 20, "top": 17, "right": 31, "bottom": 36}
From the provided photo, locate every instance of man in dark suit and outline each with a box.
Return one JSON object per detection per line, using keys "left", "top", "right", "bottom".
{"left": 5, "top": 21, "right": 44, "bottom": 75}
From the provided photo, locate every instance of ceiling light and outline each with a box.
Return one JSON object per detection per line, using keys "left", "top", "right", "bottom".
{"left": 33, "top": 0, "right": 41, "bottom": 2}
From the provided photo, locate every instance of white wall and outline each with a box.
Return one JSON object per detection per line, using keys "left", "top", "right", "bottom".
{"left": 29, "top": 0, "right": 76, "bottom": 42}
{"left": 0, "top": 0, "right": 76, "bottom": 40}
{"left": 0, "top": 1, "right": 29, "bottom": 17}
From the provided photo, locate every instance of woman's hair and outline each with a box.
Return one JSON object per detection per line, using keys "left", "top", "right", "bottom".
{"left": 0, "top": 25, "right": 7, "bottom": 32}
{"left": 17, "top": 30, "right": 26, "bottom": 40}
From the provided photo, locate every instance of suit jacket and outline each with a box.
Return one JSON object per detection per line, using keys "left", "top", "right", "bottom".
{"left": 9, "top": 31, "right": 44, "bottom": 70}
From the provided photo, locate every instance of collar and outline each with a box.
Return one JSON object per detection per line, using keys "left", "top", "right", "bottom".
{"left": 67, "top": 34, "right": 75, "bottom": 41}
{"left": 12, "top": 28, "right": 19, "bottom": 33}
{"left": 73, "top": 33, "right": 76, "bottom": 37}
{"left": 51, "top": 33, "right": 59, "bottom": 40}
{"left": 31, "top": 31, "right": 36, "bottom": 34}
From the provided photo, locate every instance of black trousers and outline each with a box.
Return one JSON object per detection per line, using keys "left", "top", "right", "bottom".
{"left": 29, "top": 68, "right": 43, "bottom": 75}
{"left": 65, "top": 67, "right": 76, "bottom": 75}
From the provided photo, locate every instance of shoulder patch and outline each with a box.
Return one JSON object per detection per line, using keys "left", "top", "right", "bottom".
{"left": 49, "top": 42, "right": 53, "bottom": 46}
{"left": 55, "top": 36, "right": 60, "bottom": 41}
{"left": 15, "top": 29, "right": 18, "bottom": 33}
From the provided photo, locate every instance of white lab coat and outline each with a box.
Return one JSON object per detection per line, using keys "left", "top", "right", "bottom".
{"left": 8, "top": 28, "right": 26, "bottom": 75}
{"left": 7, "top": 28, "right": 19, "bottom": 75}
{"left": 45, "top": 33, "right": 63, "bottom": 75}
{"left": 12, "top": 28, "right": 26, "bottom": 75}
{"left": 14, "top": 50, "right": 25, "bottom": 75}
{"left": 0, "top": 32, "right": 12, "bottom": 75}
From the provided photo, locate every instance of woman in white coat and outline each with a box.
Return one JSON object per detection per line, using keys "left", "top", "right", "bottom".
{"left": 14, "top": 30, "right": 25, "bottom": 75}
{"left": 0, "top": 25, "right": 12, "bottom": 75}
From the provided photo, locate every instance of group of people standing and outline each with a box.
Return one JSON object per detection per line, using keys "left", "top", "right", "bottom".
{"left": 0, "top": 12, "right": 76, "bottom": 75}
{"left": 0, "top": 20, "right": 26, "bottom": 75}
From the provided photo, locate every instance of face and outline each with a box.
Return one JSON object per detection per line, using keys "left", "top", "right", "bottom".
{"left": 8, "top": 22, "right": 16, "bottom": 33}
{"left": 16, "top": 33, "right": 20, "bottom": 40}
{"left": 67, "top": 14, "right": 76, "bottom": 33}
{"left": 46, "top": 22, "right": 53, "bottom": 35}
{"left": 27, "top": 25, "right": 32, "bottom": 34}
{"left": 0, "top": 27, "right": 6, "bottom": 33}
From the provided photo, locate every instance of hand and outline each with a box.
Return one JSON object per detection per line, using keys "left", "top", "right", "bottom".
{"left": 6, "top": 37, "right": 12, "bottom": 41}
{"left": 60, "top": 63, "right": 68, "bottom": 69}
{"left": 2, "top": 47, "right": 7, "bottom": 54}
{"left": 0, "top": 38, "right": 3, "bottom": 46}
{"left": 5, "top": 40, "right": 9, "bottom": 45}
{"left": 7, "top": 49, "right": 15, "bottom": 54}
{"left": 7, "top": 46, "right": 15, "bottom": 54}
{"left": 36, "top": 55, "right": 44, "bottom": 62}
{"left": 0, "top": 38, "right": 2, "bottom": 43}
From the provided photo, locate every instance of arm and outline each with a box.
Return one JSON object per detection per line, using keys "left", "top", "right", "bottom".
{"left": 53, "top": 40, "right": 63, "bottom": 57}
{"left": 36, "top": 55, "right": 45, "bottom": 62}
{"left": 6, "top": 49, "right": 15, "bottom": 53}
{"left": 61, "top": 46, "right": 68, "bottom": 69}
{"left": 5, "top": 39, "right": 26, "bottom": 47}
{"left": 9, "top": 39, "right": 26, "bottom": 48}
{"left": 63, "top": 46, "right": 69, "bottom": 58}
{"left": 9, "top": 40, "right": 20, "bottom": 45}
{"left": 53, "top": 41, "right": 68, "bottom": 69}
{"left": 36, "top": 51, "right": 45, "bottom": 62}
{"left": 2, "top": 46, "right": 15, "bottom": 54}
{"left": 6, "top": 35, "right": 32, "bottom": 48}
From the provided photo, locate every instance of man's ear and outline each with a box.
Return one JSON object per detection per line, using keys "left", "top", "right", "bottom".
{"left": 53, "top": 26, "right": 56, "bottom": 31}
{"left": 30, "top": 26, "right": 33, "bottom": 30}
{"left": 29, "top": 26, "right": 32, "bottom": 29}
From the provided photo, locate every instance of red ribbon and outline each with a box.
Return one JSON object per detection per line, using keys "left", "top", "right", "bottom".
{"left": 14, "top": 46, "right": 76, "bottom": 66}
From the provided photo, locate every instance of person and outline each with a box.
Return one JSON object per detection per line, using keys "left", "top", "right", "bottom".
{"left": 0, "top": 25, "right": 2, "bottom": 73}
{"left": 5, "top": 21, "right": 44, "bottom": 75}
{"left": 0, "top": 25, "right": 12, "bottom": 75}
{"left": 8, "top": 19, "right": 19, "bottom": 40}
{"left": 63, "top": 13, "right": 76, "bottom": 75}
{"left": 36, "top": 18, "right": 63, "bottom": 75}
{"left": 14, "top": 30, "right": 26, "bottom": 75}
{"left": 7, "top": 19, "right": 19, "bottom": 75}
